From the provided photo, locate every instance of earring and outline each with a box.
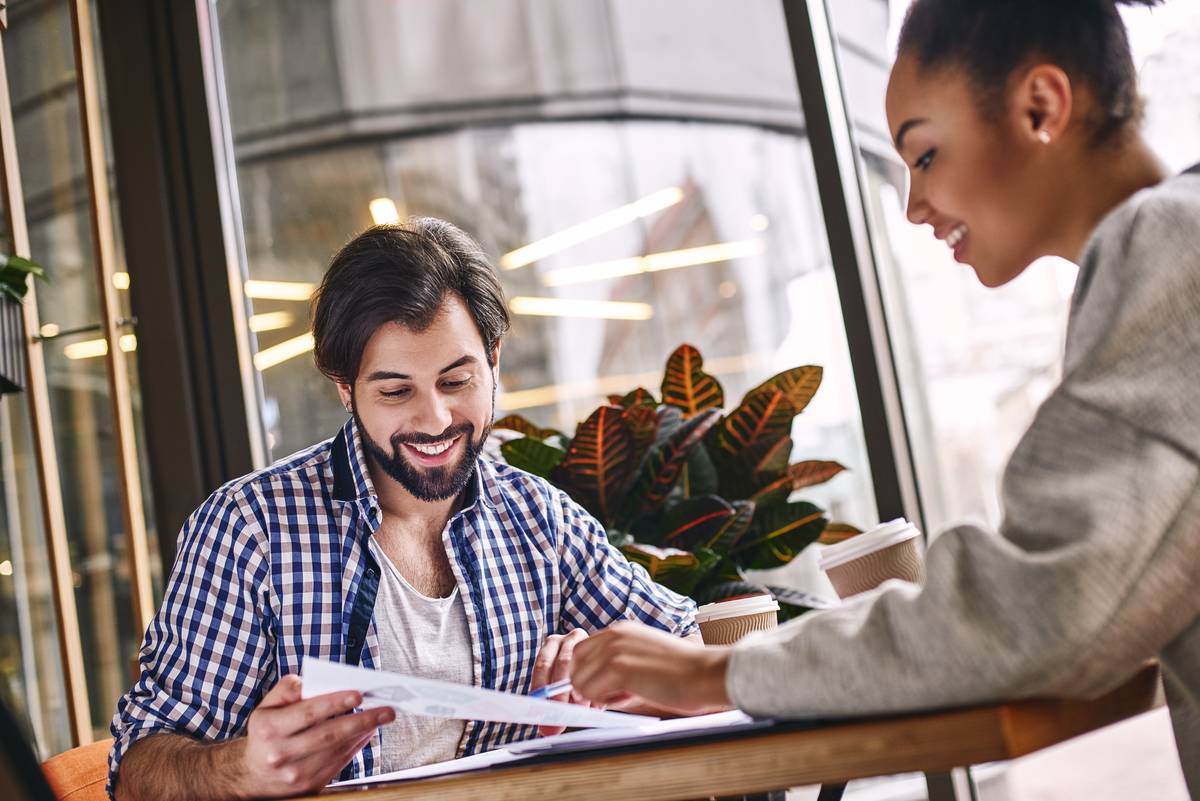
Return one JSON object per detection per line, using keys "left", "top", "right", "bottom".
{"left": 1037, "top": 129, "right": 1052, "bottom": 144}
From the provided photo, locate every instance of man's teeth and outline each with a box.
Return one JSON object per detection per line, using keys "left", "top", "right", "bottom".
{"left": 946, "top": 224, "right": 968, "bottom": 248}
{"left": 411, "top": 439, "right": 455, "bottom": 456}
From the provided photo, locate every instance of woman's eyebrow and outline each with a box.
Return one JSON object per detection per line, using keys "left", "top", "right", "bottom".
{"left": 894, "top": 118, "right": 928, "bottom": 151}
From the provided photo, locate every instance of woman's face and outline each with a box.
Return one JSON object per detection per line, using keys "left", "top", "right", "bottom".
{"left": 885, "top": 52, "right": 1058, "bottom": 287}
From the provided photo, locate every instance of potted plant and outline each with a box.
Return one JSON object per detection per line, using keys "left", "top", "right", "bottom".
{"left": 0, "top": 252, "right": 45, "bottom": 394}
{"left": 495, "top": 344, "right": 861, "bottom": 621}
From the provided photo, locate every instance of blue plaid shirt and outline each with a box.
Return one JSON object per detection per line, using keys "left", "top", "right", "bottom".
{"left": 109, "top": 418, "right": 696, "bottom": 793}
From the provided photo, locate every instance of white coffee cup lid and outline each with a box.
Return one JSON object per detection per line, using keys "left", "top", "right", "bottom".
{"left": 695, "top": 594, "right": 780, "bottom": 623}
{"left": 818, "top": 518, "right": 921, "bottom": 571}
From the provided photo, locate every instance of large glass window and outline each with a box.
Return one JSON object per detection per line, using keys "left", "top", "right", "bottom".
{"left": 3, "top": 0, "right": 162, "bottom": 745}
{"left": 207, "top": 1, "right": 886, "bottom": 577}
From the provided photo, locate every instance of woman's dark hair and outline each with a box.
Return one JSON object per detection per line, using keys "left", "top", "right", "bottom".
{"left": 311, "top": 217, "right": 511, "bottom": 384}
{"left": 897, "top": 0, "right": 1163, "bottom": 144}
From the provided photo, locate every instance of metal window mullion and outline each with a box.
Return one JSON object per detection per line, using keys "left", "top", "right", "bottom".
{"left": 782, "top": 0, "right": 923, "bottom": 529}
{"left": 0, "top": 33, "right": 93, "bottom": 747}
{"left": 69, "top": 0, "right": 155, "bottom": 639}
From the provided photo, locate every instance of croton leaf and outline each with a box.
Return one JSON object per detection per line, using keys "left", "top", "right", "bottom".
{"left": 712, "top": 386, "right": 796, "bottom": 456}
{"left": 656, "top": 546, "right": 724, "bottom": 596}
{"left": 707, "top": 500, "right": 755, "bottom": 552}
{"left": 750, "top": 458, "right": 846, "bottom": 503}
{"left": 661, "top": 496, "right": 735, "bottom": 551}
{"left": 499, "top": 437, "right": 565, "bottom": 479}
{"left": 551, "top": 405, "right": 635, "bottom": 525}
{"left": 622, "top": 404, "right": 658, "bottom": 461}
{"left": 818, "top": 522, "right": 863, "bottom": 545}
{"left": 733, "top": 501, "right": 827, "bottom": 570}
{"left": 494, "top": 414, "right": 562, "bottom": 441}
{"left": 744, "top": 365, "right": 822, "bottom": 414}
{"left": 620, "top": 542, "right": 699, "bottom": 583}
{"left": 712, "top": 433, "right": 793, "bottom": 501}
{"left": 619, "top": 407, "right": 721, "bottom": 524}
{"left": 661, "top": 344, "right": 724, "bottom": 418}
{"left": 679, "top": 444, "right": 719, "bottom": 499}
{"left": 618, "top": 387, "right": 658, "bottom": 409}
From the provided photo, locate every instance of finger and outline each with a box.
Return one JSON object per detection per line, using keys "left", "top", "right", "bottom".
{"left": 531, "top": 634, "right": 564, "bottom": 691}
{"left": 285, "top": 720, "right": 381, "bottom": 792}
{"left": 277, "top": 707, "right": 394, "bottom": 764}
{"left": 569, "top": 634, "right": 618, "bottom": 701}
{"left": 549, "top": 629, "right": 588, "bottom": 693}
{"left": 258, "top": 675, "right": 304, "bottom": 709}
{"left": 261, "top": 690, "right": 365, "bottom": 738}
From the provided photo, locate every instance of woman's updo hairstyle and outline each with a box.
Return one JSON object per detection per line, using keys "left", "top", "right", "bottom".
{"left": 897, "top": 0, "right": 1164, "bottom": 145}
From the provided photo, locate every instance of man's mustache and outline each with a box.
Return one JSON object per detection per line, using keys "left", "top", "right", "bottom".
{"left": 390, "top": 421, "right": 474, "bottom": 448}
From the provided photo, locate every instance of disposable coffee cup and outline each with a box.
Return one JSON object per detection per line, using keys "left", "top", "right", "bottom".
{"left": 696, "top": 593, "right": 780, "bottom": 645}
{"left": 819, "top": 518, "right": 925, "bottom": 599}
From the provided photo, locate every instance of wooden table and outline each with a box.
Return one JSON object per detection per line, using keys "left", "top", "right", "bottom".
{"left": 313, "top": 665, "right": 1159, "bottom": 801}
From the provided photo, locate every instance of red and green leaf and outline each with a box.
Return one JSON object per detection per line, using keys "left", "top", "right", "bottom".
{"left": 751, "top": 459, "right": 847, "bottom": 504}
{"left": 744, "top": 366, "right": 823, "bottom": 414}
{"left": 494, "top": 414, "right": 561, "bottom": 441}
{"left": 661, "top": 344, "right": 724, "bottom": 418}
{"left": 733, "top": 501, "right": 827, "bottom": 570}
{"left": 620, "top": 408, "right": 722, "bottom": 524}
{"left": 713, "top": 386, "right": 796, "bottom": 455}
{"left": 620, "top": 543, "right": 699, "bottom": 583}
{"left": 618, "top": 387, "right": 658, "bottom": 409}
{"left": 622, "top": 404, "right": 658, "bottom": 461}
{"left": 499, "top": 437, "right": 566, "bottom": 480}
{"left": 551, "top": 405, "right": 635, "bottom": 525}
{"left": 706, "top": 500, "right": 755, "bottom": 552}
{"left": 818, "top": 522, "right": 862, "bottom": 545}
{"left": 679, "top": 445, "right": 719, "bottom": 499}
{"left": 661, "top": 496, "right": 735, "bottom": 551}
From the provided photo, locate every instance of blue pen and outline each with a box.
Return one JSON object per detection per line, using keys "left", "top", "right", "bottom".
{"left": 529, "top": 678, "right": 573, "bottom": 699}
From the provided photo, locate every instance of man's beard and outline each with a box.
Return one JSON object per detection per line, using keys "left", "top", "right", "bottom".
{"left": 352, "top": 397, "right": 493, "bottom": 503}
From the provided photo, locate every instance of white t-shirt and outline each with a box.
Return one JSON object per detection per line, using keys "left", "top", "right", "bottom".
{"left": 367, "top": 537, "right": 474, "bottom": 772}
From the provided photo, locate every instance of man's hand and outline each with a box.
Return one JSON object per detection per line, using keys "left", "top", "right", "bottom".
{"left": 570, "top": 621, "right": 734, "bottom": 716}
{"left": 235, "top": 674, "right": 394, "bottom": 797}
{"left": 532, "top": 628, "right": 591, "bottom": 736}
{"left": 115, "top": 675, "right": 395, "bottom": 801}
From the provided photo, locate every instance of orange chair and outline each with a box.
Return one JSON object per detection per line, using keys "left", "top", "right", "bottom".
{"left": 41, "top": 739, "right": 112, "bottom": 801}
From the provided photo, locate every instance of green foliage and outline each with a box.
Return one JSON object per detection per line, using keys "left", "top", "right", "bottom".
{"left": 494, "top": 344, "right": 860, "bottom": 619}
{"left": 0, "top": 254, "right": 46, "bottom": 304}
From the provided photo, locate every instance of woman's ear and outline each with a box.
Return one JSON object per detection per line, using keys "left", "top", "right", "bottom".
{"left": 1012, "top": 63, "right": 1074, "bottom": 145}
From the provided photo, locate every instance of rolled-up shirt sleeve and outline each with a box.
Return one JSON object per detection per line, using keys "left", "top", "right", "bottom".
{"left": 555, "top": 492, "right": 698, "bottom": 637}
{"left": 108, "top": 487, "right": 274, "bottom": 799}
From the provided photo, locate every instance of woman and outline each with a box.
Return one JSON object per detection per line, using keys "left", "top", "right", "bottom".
{"left": 569, "top": 0, "right": 1200, "bottom": 791}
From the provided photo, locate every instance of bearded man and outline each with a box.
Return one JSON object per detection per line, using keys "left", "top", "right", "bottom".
{"left": 108, "top": 218, "right": 697, "bottom": 801}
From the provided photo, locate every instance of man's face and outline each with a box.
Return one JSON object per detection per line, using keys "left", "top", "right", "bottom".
{"left": 338, "top": 295, "right": 499, "bottom": 503}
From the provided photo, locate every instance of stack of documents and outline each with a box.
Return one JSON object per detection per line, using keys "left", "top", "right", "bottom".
{"left": 301, "top": 659, "right": 772, "bottom": 788}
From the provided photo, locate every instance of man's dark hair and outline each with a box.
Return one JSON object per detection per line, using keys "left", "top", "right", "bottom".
{"left": 311, "top": 218, "right": 511, "bottom": 384}
{"left": 898, "top": 0, "right": 1163, "bottom": 145}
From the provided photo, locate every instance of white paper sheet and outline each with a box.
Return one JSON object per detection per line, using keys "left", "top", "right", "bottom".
{"left": 329, "top": 709, "right": 772, "bottom": 788}
{"left": 507, "top": 709, "right": 769, "bottom": 755}
{"left": 331, "top": 748, "right": 526, "bottom": 787}
{"left": 301, "top": 658, "right": 659, "bottom": 729}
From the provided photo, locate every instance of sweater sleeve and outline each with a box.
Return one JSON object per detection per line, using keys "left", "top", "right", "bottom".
{"left": 728, "top": 175, "right": 1200, "bottom": 718}
{"left": 728, "top": 389, "right": 1200, "bottom": 716}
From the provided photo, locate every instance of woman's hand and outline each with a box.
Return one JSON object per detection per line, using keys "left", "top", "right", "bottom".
{"left": 570, "top": 621, "right": 734, "bottom": 716}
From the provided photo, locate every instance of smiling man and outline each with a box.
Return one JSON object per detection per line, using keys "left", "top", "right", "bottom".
{"left": 107, "top": 218, "right": 698, "bottom": 801}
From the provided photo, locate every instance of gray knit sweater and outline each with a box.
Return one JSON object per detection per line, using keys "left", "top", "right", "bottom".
{"left": 727, "top": 166, "right": 1200, "bottom": 795}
